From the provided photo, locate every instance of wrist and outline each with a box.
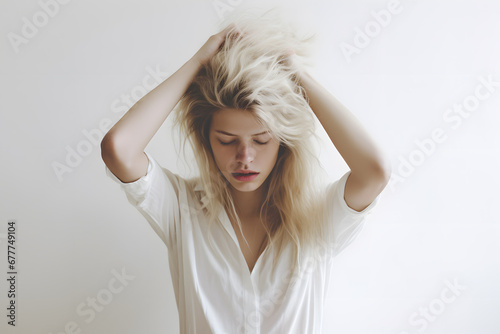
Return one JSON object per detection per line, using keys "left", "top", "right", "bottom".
{"left": 186, "top": 55, "right": 205, "bottom": 74}
{"left": 295, "top": 69, "right": 313, "bottom": 87}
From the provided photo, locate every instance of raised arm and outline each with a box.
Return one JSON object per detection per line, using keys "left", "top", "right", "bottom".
{"left": 101, "top": 25, "right": 237, "bottom": 183}
{"left": 297, "top": 69, "right": 392, "bottom": 212}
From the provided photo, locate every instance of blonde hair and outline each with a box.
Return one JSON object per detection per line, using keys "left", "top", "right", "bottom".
{"left": 172, "top": 8, "right": 331, "bottom": 276}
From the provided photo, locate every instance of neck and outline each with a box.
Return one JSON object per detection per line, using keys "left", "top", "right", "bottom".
{"left": 229, "top": 183, "right": 267, "bottom": 219}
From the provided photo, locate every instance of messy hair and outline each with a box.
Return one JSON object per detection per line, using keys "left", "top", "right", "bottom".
{"left": 171, "top": 8, "right": 331, "bottom": 276}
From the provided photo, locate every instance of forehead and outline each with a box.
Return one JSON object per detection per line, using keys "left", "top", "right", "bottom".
{"left": 210, "top": 108, "right": 267, "bottom": 135}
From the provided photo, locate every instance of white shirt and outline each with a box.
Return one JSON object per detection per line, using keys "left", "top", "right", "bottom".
{"left": 105, "top": 151, "right": 381, "bottom": 334}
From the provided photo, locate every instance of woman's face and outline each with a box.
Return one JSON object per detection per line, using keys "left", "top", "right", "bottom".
{"left": 209, "top": 108, "right": 280, "bottom": 192}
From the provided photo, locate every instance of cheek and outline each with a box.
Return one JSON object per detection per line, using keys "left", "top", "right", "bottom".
{"left": 211, "top": 146, "right": 232, "bottom": 167}
{"left": 264, "top": 146, "right": 280, "bottom": 166}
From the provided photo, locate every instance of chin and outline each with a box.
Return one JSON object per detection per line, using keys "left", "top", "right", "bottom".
{"left": 230, "top": 180, "right": 261, "bottom": 192}
{"left": 226, "top": 174, "right": 264, "bottom": 191}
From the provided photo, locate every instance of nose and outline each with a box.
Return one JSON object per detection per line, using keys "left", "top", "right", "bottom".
{"left": 236, "top": 143, "right": 255, "bottom": 164}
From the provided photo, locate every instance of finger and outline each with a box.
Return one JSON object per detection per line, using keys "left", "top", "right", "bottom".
{"left": 220, "top": 23, "right": 244, "bottom": 39}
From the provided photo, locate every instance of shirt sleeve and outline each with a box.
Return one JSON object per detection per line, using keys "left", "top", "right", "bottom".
{"left": 104, "top": 151, "right": 180, "bottom": 247}
{"left": 322, "top": 170, "right": 381, "bottom": 258}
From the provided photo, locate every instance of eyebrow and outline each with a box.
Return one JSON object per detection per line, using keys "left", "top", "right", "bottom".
{"left": 215, "top": 130, "right": 269, "bottom": 136}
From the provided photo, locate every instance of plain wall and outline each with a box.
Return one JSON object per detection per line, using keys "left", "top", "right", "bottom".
{"left": 1, "top": 0, "right": 499, "bottom": 333}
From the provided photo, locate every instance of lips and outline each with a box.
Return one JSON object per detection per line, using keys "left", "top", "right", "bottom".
{"left": 231, "top": 171, "right": 259, "bottom": 182}
{"left": 232, "top": 170, "right": 259, "bottom": 176}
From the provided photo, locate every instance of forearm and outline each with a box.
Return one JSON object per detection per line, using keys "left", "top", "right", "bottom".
{"left": 298, "top": 71, "right": 391, "bottom": 177}
{"left": 102, "top": 56, "right": 202, "bottom": 162}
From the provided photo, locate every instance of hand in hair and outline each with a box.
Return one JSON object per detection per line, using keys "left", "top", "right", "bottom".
{"left": 192, "top": 23, "right": 241, "bottom": 66}
{"left": 279, "top": 48, "right": 307, "bottom": 82}
{"left": 280, "top": 48, "right": 296, "bottom": 67}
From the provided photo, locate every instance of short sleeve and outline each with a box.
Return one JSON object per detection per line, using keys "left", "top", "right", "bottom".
{"left": 322, "top": 170, "right": 381, "bottom": 258}
{"left": 104, "top": 151, "right": 180, "bottom": 247}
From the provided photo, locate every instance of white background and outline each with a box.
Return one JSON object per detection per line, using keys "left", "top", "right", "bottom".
{"left": 1, "top": 0, "right": 499, "bottom": 333}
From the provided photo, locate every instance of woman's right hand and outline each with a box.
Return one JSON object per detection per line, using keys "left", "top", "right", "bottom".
{"left": 192, "top": 23, "right": 240, "bottom": 66}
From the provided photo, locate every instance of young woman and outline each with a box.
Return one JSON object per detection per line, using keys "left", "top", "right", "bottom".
{"left": 101, "top": 11, "right": 391, "bottom": 334}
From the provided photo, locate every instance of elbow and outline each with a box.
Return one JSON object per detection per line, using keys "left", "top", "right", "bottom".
{"left": 100, "top": 133, "right": 118, "bottom": 164}
{"left": 372, "top": 157, "right": 392, "bottom": 184}
{"left": 100, "top": 132, "right": 139, "bottom": 168}
{"left": 362, "top": 148, "right": 392, "bottom": 183}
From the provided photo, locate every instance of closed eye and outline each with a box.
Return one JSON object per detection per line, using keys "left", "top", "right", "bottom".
{"left": 218, "top": 140, "right": 269, "bottom": 145}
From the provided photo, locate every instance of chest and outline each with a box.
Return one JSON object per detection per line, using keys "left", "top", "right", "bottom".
{"left": 229, "top": 217, "right": 268, "bottom": 274}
